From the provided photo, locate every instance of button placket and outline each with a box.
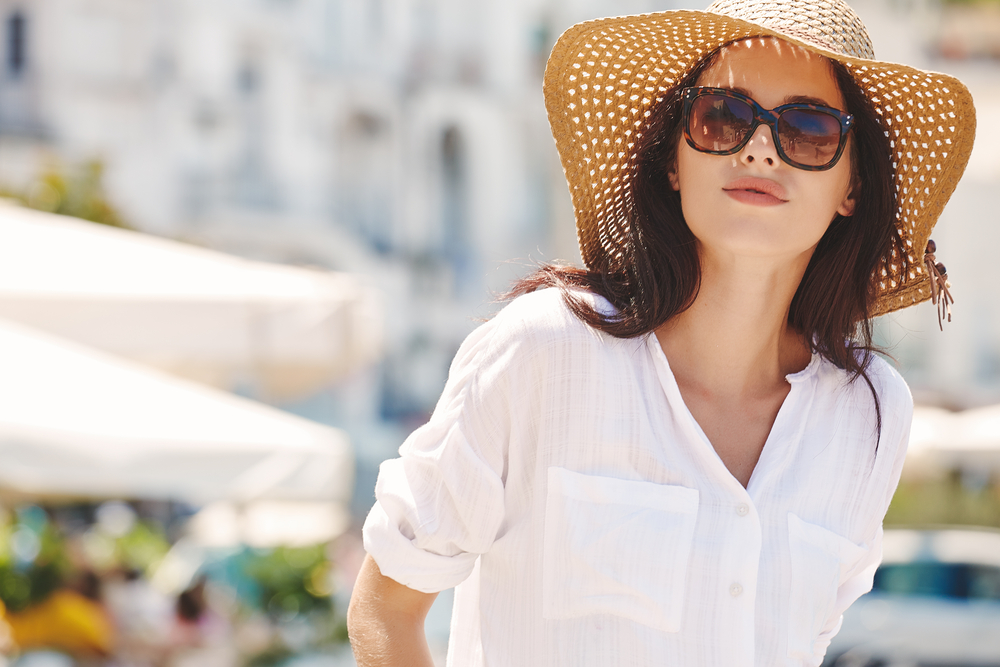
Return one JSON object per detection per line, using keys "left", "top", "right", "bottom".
{"left": 723, "top": 495, "right": 759, "bottom": 614}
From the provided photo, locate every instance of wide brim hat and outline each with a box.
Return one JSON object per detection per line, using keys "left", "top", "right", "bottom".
{"left": 543, "top": 0, "right": 976, "bottom": 316}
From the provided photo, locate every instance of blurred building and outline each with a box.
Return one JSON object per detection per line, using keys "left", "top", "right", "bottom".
{"left": 0, "top": 0, "right": 670, "bottom": 440}
{"left": 0, "top": 0, "right": 997, "bottom": 455}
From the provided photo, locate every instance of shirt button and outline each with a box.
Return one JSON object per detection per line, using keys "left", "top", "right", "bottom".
{"left": 736, "top": 503, "right": 750, "bottom": 517}
{"left": 730, "top": 583, "right": 744, "bottom": 597}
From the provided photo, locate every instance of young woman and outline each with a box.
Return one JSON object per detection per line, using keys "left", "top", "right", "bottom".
{"left": 348, "top": 0, "right": 975, "bottom": 665}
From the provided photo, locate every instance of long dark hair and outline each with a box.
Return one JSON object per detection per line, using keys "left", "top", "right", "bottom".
{"left": 508, "top": 42, "right": 904, "bottom": 439}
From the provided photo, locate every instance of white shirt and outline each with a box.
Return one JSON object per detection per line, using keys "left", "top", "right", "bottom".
{"left": 363, "top": 288, "right": 912, "bottom": 667}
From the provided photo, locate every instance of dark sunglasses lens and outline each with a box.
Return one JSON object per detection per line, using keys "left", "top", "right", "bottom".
{"left": 776, "top": 109, "right": 843, "bottom": 167}
{"left": 688, "top": 94, "right": 754, "bottom": 153}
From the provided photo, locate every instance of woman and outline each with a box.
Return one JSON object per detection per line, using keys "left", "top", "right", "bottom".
{"left": 348, "top": 0, "right": 975, "bottom": 665}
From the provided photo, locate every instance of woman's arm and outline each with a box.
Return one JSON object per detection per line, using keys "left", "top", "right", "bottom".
{"left": 348, "top": 554, "right": 440, "bottom": 667}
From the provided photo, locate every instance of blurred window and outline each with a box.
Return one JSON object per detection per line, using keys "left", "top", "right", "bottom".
{"left": 441, "top": 125, "right": 466, "bottom": 248}
{"left": 339, "top": 110, "right": 392, "bottom": 252}
{"left": 237, "top": 63, "right": 259, "bottom": 95}
{"left": 7, "top": 10, "right": 25, "bottom": 77}
{"left": 873, "top": 562, "right": 1000, "bottom": 601}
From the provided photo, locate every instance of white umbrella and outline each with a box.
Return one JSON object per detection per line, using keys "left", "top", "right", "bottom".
{"left": 0, "top": 318, "right": 353, "bottom": 506}
{"left": 0, "top": 202, "right": 381, "bottom": 399}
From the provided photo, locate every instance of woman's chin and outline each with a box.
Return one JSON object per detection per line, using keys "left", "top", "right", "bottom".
{"left": 694, "top": 230, "right": 822, "bottom": 266}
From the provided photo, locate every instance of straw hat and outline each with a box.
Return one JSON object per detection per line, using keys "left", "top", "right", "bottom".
{"left": 543, "top": 0, "right": 975, "bottom": 317}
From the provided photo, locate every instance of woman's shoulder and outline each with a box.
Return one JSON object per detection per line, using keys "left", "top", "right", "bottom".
{"left": 812, "top": 351, "right": 914, "bottom": 439}
{"left": 490, "top": 287, "right": 617, "bottom": 345}
{"left": 811, "top": 348, "right": 909, "bottom": 397}
{"left": 864, "top": 353, "right": 913, "bottom": 408}
{"left": 442, "top": 288, "right": 626, "bottom": 405}
{"left": 455, "top": 287, "right": 630, "bottom": 377}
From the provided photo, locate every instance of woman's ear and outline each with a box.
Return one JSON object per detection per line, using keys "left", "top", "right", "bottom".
{"left": 837, "top": 181, "right": 858, "bottom": 217}
{"left": 667, "top": 164, "right": 680, "bottom": 191}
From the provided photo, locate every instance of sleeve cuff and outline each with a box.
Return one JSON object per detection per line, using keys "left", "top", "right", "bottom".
{"left": 362, "top": 501, "right": 480, "bottom": 594}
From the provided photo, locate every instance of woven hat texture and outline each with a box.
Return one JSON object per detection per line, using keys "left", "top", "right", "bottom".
{"left": 543, "top": 0, "right": 976, "bottom": 316}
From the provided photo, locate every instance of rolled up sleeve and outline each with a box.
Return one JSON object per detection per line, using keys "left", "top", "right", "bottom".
{"left": 362, "top": 313, "right": 521, "bottom": 593}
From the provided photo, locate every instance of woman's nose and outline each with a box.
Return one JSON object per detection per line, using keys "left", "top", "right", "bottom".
{"left": 740, "top": 123, "right": 780, "bottom": 167}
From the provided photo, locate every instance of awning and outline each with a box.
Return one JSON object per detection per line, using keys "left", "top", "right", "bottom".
{"left": 0, "top": 318, "right": 353, "bottom": 506}
{"left": 0, "top": 202, "right": 382, "bottom": 399}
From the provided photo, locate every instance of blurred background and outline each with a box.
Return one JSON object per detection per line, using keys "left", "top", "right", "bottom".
{"left": 0, "top": 0, "right": 996, "bottom": 665}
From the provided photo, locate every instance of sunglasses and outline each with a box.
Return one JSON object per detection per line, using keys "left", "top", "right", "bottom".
{"left": 680, "top": 87, "right": 854, "bottom": 171}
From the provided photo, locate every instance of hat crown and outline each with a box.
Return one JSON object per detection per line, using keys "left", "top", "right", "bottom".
{"left": 706, "top": 0, "right": 875, "bottom": 59}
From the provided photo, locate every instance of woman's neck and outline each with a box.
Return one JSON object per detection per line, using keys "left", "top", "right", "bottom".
{"left": 655, "top": 248, "right": 813, "bottom": 400}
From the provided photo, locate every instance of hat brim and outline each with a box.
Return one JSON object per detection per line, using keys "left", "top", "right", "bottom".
{"left": 544, "top": 9, "right": 976, "bottom": 316}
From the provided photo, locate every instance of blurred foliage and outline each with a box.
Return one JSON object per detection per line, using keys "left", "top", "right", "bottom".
{"left": 245, "top": 644, "right": 295, "bottom": 667}
{"left": 1, "top": 160, "right": 131, "bottom": 229}
{"left": 0, "top": 503, "right": 170, "bottom": 615}
{"left": 885, "top": 471, "right": 1000, "bottom": 528}
{"left": 0, "top": 506, "right": 70, "bottom": 613}
{"left": 117, "top": 520, "right": 171, "bottom": 574}
{"left": 81, "top": 518, "right": 171, "bottom": 575}
{"left": 242, "top": 545, "right": 333, "bottom": 620}
{"left": 0, "top": 502, "right": 353, "bottom": 667}
{"left": 236, "top": 544, "right": 348, "bottom": 664}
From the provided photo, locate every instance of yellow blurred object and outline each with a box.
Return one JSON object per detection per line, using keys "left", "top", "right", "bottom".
{"left": 6, "top": 589, "right": 115, "bottom": 655}
{"left": 0, "top": 599, "right": 13, "bottom": 653}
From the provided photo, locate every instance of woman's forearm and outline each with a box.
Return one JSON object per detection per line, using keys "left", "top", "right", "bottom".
{"left": 348, "top": 554, "right": 439, "bottom": 667}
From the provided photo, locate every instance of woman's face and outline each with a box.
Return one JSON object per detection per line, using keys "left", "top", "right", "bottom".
{"left": 669, "top": 38, "right": 856, "bottom": 263}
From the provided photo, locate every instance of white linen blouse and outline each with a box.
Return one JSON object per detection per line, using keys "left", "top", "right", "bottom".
{"left": 363, "top": 288, "right": 912, "bottom": 667}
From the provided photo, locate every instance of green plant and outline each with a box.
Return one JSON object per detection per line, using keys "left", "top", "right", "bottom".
{"left": 3, "top": 160, "right": 131, "bottom": 229}
{"left": 0, "top": 507, "right": 70, "bottom": 612}
{"left": 117, "top": 520, "right": 171, "bottom": 574}
{"left": 235, "top": 544, "right": 347, "bottom": 665}
{"left": 242, "top": 545, "right": 333, "bottom": 620}
{"left": 885, "top": 472, "right": 1000, "bottom": 528}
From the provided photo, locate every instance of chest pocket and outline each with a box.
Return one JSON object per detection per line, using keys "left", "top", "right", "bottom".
{"left": 786, "top": 513, "right": 868, "bottom": 660}
{"left": 541, "top": 467, "right": 699, "bottom": 633}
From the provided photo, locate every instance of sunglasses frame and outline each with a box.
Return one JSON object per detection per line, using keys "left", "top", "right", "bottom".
{"left": 680, "top": 86, "right": 855, "bottom": 171}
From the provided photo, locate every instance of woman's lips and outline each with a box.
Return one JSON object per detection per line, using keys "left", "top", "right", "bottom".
{"left": 723, "top": 177, "right": 788, "bottom": 206}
